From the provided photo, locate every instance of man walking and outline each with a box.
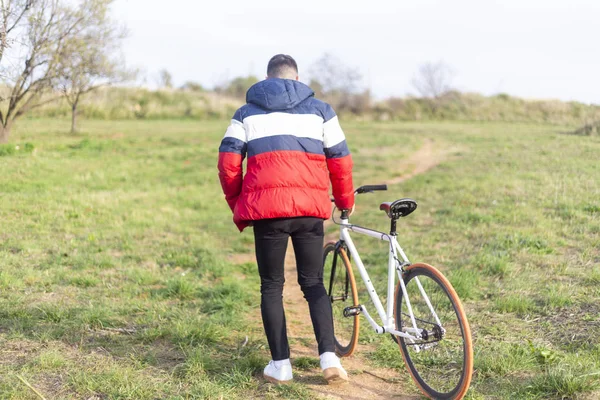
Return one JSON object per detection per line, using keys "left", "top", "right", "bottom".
{"left": 217, "top": 54, "right": 354, "bottom": 384}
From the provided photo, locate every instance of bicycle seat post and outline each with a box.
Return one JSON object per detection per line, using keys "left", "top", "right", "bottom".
{"left": 390, "top": 218, "right": 397, "bottom": 236}
{"left": 379, "top": 198, "right": 417, "bottom": 236}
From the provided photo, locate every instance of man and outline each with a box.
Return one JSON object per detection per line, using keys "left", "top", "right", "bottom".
{"left": 217, "top": 54, "right": 354, "bottom": 385}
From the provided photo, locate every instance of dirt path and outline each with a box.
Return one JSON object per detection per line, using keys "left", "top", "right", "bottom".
{"left": 386, "top": 138, "right": 442, "bottom": 185}
{"left": 277, "top": 138, "right": 451, "bottom": 399}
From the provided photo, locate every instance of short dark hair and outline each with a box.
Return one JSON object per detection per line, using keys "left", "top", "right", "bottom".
{"left": 267, "top": 54, "right": 298, "bottom": 78}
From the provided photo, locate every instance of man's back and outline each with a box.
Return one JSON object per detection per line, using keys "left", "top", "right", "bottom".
{"left": 218, "top": 78, "right": 353, "bottom": 230}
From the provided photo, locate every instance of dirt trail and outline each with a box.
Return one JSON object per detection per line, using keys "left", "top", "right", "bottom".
{"left": 278, "top": 138, "right": 451, "bottom": 399}
{"left": 386, "top": 138, "right": 442, "bottom": 185}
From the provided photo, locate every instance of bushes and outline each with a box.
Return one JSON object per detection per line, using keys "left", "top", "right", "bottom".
{"left": 377, "top": 92, "right": 600, "bottom": 124}
{"left": 564, "top": 120, "right": 600, "bottom": 136}
{"left": 28, "top": 87, "right": 243, "bottom": 121}
{"left": 24, "top": 86, "right": 600, "bottom": 125}
{"left": 0, "top": 142, "right": 34, "bottom": 156}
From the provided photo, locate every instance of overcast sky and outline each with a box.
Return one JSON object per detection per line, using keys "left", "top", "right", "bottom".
{"left": 112, "top": 0, "right": 600, "bottom": 104}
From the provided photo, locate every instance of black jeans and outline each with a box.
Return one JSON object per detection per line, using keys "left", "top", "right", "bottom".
{"left": 253, "top": 217, "right": 335, "bottom": 361}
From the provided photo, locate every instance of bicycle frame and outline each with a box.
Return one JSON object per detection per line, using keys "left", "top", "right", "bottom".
{"left": 337, "top": 217, "right": 443, "bottom": 343}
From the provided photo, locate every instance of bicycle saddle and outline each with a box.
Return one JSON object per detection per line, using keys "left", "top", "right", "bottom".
{"left": 380, "top": 198, "right": 418, "bottom": 219}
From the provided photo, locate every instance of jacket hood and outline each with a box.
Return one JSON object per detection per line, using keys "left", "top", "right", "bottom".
{"left": 246, "top": 78, "right": 314, "bottom": 111}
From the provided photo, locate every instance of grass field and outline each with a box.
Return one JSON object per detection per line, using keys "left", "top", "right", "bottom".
{"left": 1, "top": 118, "right": 599, "bottom": 399}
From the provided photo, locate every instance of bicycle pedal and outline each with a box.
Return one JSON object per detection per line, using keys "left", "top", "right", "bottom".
{"left": 343, "top": 306, "right": 362, "bottom": 317}
{"left": 420, "top": 342, "right": 439, "bottom": 350}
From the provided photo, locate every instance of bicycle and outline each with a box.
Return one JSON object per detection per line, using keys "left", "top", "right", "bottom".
{"left": 323, "top": 185, "right": 474, "bottom": 400}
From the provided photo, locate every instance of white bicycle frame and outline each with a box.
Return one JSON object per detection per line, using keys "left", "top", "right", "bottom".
{"left": 337, "top": 216, "right": 444, "bottom": 344}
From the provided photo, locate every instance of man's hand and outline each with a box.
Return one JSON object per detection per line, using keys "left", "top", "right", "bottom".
{"left": 341, "top": 204, "right": 355, "bottom": 217}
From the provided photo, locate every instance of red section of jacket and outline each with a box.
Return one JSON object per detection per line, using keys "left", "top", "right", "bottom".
{"left": 217, "top": 150, "right": 353, "bottom": 232}
{"left": 217, "top": 152, "right": 243, "bottom": 212}
{"left": 327, "top": 155, "right": 354, "bottom": 210}
{"left": 218, "top": 152, "right": 248, "bottom": 231}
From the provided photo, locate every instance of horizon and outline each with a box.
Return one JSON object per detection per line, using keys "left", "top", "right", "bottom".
{"left": 126, "top": 82, "right": 599, "bottom": 106}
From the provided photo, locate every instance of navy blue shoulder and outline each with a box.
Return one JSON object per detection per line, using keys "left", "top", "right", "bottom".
{"left": 299, "top": 98, "right": 336, "bottom": 122}
{"left": 232, "top": 107, "right": 245, "bottom": 123}
{"left": 234, "top": 98, "right": 336, "bottom": 122}
{"left": 237, "top": 104, "right": 265, "bottom": 121}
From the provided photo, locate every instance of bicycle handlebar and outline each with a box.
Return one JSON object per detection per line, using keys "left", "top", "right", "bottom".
{"left": 330, "top": 184, "right": 388, "bottom": 204}
{"left": 355, "top": 184, "right": 388, "bottom": 194}
{"left": 330, "top": 184, "right": 388, "bottom": 222}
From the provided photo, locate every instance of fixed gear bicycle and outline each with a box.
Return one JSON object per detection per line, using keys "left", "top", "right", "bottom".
{"left": 323, "top": 184, "right": 473, "bottom": 400}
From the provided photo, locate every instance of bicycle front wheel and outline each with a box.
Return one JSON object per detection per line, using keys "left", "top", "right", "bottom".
{"left": 394, "top": 263, "right": 473, "bottom": 400}
{"left": 323, "top": 241, "right": 359, "bottom": 357}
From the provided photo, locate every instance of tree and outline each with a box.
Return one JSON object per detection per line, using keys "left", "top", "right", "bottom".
{"left": 158, "top": 69, "right": 172, "bottom": 89}
{"left": 0, "top": 0, "right": 33, "bottom": 66}
{"left": 222, "top": 75, "right": 258, "bottom": 99}
{"left": 308, "top": 53, "right": 366, "bottom": 113}
{"left": 308, "top": 53, "right": 362, "bottom": 96}
{"left": 411, "top": 61, "right": 455, "bottom": 99}
{"left": 308, "top": 79, "right": 323, "bottom": 98}
{"left": 56, "top": 0, "right": 132, "bottom": 133}
{"left": 0, "top": 0, "right": 89, "bottom": 143}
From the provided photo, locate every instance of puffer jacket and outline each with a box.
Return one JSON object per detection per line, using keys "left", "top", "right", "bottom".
{"left": 217, "top": 78, "right": 354, "bottom": 231}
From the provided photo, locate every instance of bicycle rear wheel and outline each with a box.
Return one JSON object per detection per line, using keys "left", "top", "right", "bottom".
{"left": 394, "top": 263, "right": 473, "bottom": 400}
{"left": 323, "top": 241, "right": 359, "bottom": 357}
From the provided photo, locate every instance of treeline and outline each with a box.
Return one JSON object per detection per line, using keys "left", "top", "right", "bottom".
{"left": 28, "top": 87, "right": 241, "bottom": 121}
{"left": 27, "top": 85, "right": 600, "bottom": 126}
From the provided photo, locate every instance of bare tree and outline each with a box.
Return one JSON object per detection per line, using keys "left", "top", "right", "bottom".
{"left": 308, "top": 78, "right": 323, "bottom": 98}
{"left": 0, "top": 0, "right": 87, "bottom": 143}
{"left": 57, "top": 0, "right": 132, "bottom": 133}
{"left": 308, "top": 53, "right": 367, "bottom": 113}
{"left": 158, "top": 69, "right": 172, "bottom": 89}
{"left": 0, "top": 0, "right": 33, "bottom": 66}
{"left": 411, "top": 61, "right": 455, "bottom": 99}
{"left": 309, "top": 53, "right": 362, "bottom": 96}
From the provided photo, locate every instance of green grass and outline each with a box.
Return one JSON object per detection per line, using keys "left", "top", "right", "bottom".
{"left": 1, "top": 118, "right": 599, "bottom": 398}
{"left": 293, "top": 356, "right": 321, "bottom": 370}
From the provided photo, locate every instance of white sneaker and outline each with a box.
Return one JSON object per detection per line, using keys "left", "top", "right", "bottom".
{"left": 263, "top": 359, "right": 293, "bottom": 384}
{"left": 320, "top": 352, "right": 349, "bottom": 384}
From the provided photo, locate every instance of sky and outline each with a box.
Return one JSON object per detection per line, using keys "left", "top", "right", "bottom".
{"left": 112, "top": 0, "right": 600, "bottom": 104}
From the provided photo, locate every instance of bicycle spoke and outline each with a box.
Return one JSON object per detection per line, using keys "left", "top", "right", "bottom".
{"left": 397, "top": 265, "right": 472, "bottom": 398}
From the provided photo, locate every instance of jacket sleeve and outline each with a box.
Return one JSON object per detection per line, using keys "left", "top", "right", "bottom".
{"left": 217, "top": 111, "right": 247, "bottom": 213}
{"left": 323, "top": 106, "right": 354, "bottom": 210}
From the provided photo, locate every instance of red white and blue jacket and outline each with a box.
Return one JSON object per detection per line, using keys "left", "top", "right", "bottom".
{"left": 218, "top": 78, "right": 354, "bottom": 231}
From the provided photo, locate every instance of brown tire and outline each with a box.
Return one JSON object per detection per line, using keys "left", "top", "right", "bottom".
{"left": 394, "top": 263, "right": 473, "bottom": 400}
{"left": 323, "top": 241, "right": 359, "bottom": 357}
